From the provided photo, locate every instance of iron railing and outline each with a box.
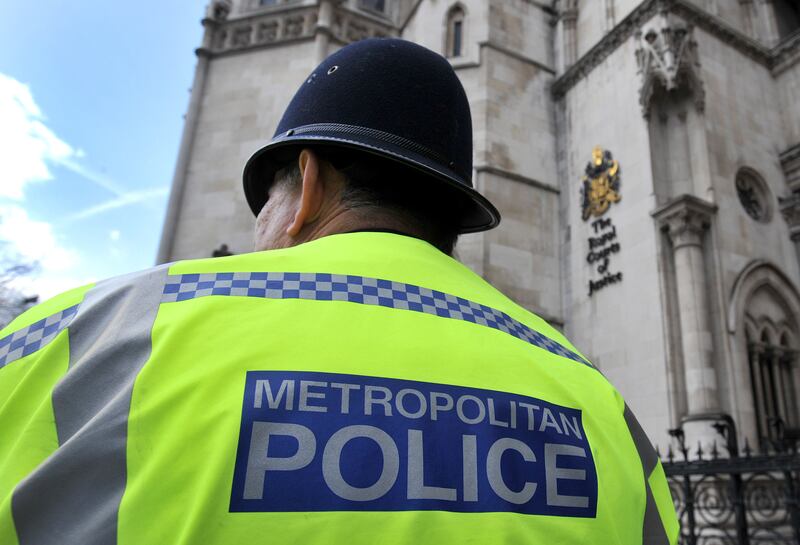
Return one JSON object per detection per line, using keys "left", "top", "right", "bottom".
{"left": 661, "top": 415, "right": 800, "bottom": 544}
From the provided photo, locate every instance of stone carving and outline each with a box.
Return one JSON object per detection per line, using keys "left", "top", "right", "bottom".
{"left": 772, "top": 30, "right": 800, "bottom": 75}
{"left": 208, "top": 0, "right": 232, "bottom": 22}
{"left": 206, "top": 4, "right": 394, "bottom": 55}
{"left": 735, "top": 169, "right": 771, "bottom": 223}
{"left": 778, "top": 146, "right": 800, "bottom": 241}
{"left": 257, "top": 21, "right": 279, "bottom": 43}
{"left": 780, "top": 143, "right": 800, "bottom": 190}
{"left": 636, "top": 13, "right": 704, "bottom": 117}
{"left": 284, "top": 15, "right": 305, "bottom": 38}
{"left": 331, "top": 12, "right": 393, "bottom": 44}
{"left": 779, "top": 191, "right": 800, "bottom": 241}
{"left": 232, "top": 26, "right": 253, "bottom": 48}
{"left": 213, "top": 29, "right": 228, "bottom": 50}
{"left": 652, "top": 194, "right": 717, "bottom": 248}
{"left": 552, "top": 0, "right": 774, "bottom": 100}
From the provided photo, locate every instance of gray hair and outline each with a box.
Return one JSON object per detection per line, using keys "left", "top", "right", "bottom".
{"left": 271, "top": 161, "right": 459, "bottom": 255}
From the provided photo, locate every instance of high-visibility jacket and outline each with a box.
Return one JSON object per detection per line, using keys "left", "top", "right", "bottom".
{"left": 0, "top": 232, "right": 678, "bottom": 545}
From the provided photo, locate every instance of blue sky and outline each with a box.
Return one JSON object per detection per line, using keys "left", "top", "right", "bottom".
{"left": 0, "top": 1, "right": 206, "bottom": 299}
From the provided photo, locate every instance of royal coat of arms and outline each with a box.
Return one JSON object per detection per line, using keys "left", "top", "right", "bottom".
{"left": 580, "top": 147, "right": 621, "bottom": 221}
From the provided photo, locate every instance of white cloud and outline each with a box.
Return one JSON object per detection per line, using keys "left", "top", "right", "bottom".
{"left": 0, "top": 205, "right": 90, "bottom": 300}
{"left": 59, "top": 156, "right": 131, "bottom": 198}
{"left": 66, "top": 187, "right": 168, "bottom": 222}
{"left": 0, "top": 205, "right": 76, "bottom": 272}
{"left": 0, "top": 72, "right": 156, "bottom": 206}
{"left": 0, "top": 73, "right": 162, "bottom": 302}
{"left": 0, "top": 73, "right": 77, "bottom": 199}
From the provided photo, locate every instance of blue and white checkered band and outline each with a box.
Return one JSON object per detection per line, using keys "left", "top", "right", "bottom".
{"left": 162, "top": 272, "right": 591, "bottom": 367}
{"left": 0, "top": 304, "right": 79, "bottom": 368}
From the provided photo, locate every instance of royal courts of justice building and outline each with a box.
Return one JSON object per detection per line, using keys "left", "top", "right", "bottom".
{"left": 157, "top": 0, "right": 800, "bottom": 450}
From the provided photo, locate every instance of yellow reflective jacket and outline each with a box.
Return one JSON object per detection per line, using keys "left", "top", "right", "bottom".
{"left": 0, "top": 232, "right": 678, "bottom": 545}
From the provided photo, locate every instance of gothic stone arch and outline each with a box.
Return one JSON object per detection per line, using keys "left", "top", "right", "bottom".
{"left": 728, "top": 260, "right": 800, "bottom": 446}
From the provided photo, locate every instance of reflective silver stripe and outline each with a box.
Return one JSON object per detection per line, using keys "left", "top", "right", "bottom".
{"left": 12, "top": 265, "right": 168, "bottom": 545}
{"left": 643, "top": 479, "right": 670, "bottom": 545}
{"left": 624, "top": 405, "right": 670, "bottom": 544}
{"left": 624, "top": 404, "right": 658, "bottom": 475}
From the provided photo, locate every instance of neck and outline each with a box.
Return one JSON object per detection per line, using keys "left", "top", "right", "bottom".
{"left": 297, "top": 207, "right": 422, "bottom": 244}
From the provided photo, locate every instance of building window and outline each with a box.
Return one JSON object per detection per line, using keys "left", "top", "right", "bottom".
{"left": 735, "top": 167, "right": 772, "bottom": 223}
{"left": 748, "top": 329, "right": 799, "bottom": 448}
{"left": 260, "top": 0, "right": 278, "bottom": 5}
{"left": 446, "top": 5, "right": 466, "bottom": 58}
{"left": 773, "top": 0, "right": 800, "bottom": 40}
{"left": 359, "top": 0, "right": 387, "bottom": 14}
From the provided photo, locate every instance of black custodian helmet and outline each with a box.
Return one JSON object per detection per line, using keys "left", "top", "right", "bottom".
{"left": 242, "top": 38, "right": 500, "bottom": 233}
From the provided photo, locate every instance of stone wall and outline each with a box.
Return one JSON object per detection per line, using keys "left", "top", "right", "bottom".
{"left": 694, "top": 25, "right": 800, "bottom": 442}
{"left": 403, "top": 0, "right": 563, "bottom": 321}
{"left": 488, "top": 0, "right": 552, "bottom": 66}
{"left": 558, "top": 33, "right": 673, "bottom": 448}
{"left": 401, "top": 0, "right": 489, "bottom": 60}
{"left": 170, "top": 40, "right": 319, "bottom": 260}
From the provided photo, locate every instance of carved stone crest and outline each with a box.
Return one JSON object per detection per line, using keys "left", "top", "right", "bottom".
{"left": 581, "top": 147, "right": 621, "bottom": 221}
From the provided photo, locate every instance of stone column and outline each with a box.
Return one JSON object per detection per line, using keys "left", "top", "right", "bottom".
{"left": 653, "top": 195, "right": 720, "bottom": 416}
{"left": 749, "top": 343, "right": 768, "bottom": 440}
{"left": 780, "top": 193, "right": 800, "bottom": 270}
{"left": 739, "top": 0, "right": 757, "bottom": 38}
{"left": 754, "top": 0, "right": 780, "bottom": 46}
{"left": 562, "top": 8, "right": 578, "bottom": 69}
{"left": 780, "top": 145, "right": 800, "bottom": 271}
{"left": 157, "top": 7, "right": 224, "bottom": 264}
{"left": 315, "top": 0, "right": 335, "bottom": 64}
{"left": 603, "top": 0, "right": 616, "bottom": 32}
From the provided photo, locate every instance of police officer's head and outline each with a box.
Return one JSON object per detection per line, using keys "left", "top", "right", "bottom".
{"left": 243, "top": 38, "right": 500, "bottom": 255}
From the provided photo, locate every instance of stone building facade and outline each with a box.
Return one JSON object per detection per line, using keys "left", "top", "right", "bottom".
{"left": 158, "top": 0, "right": 800, "bottom": 450}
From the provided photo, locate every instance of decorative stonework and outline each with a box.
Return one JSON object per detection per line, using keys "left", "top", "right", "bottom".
{"left": 636, "top": 13, "right": 705, "bottom": 117}
{"left": 652, "top": 194, "right": 718, "bottom": 249}
{"left": 552, "top": 0, "right": 661, "bottom": 99}
{"left": 779, "top": 191, "right": 800, "bottom": 242}
{"left": 735, "top": 168, "right": 772, "bottom": 223}
{"left": 209, "top": 7, "right": 316, "bottom": 52}
{"left": 772, "top": 30, "right": 800, "bottom": 75}
{"left": 206, "top": 5, "right": 394, "bottom": 56}
{"left": 209, "top": 0, "right": 232, "bottom": 22}
{"left": 552, "top": 0, "right": 773, "bottom": 100}
{"left": 330, "top": 10, "right": 393, "bottom": 42}
{"left": 780, "top": 143, "right": 800, "bottom": 191}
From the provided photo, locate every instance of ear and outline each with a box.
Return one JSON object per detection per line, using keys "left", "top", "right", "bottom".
{"left": 287, "top": 148, "right": 325, "bottom": 237}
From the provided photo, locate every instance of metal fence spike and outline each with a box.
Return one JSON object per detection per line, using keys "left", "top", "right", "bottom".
{"left": 662, "top": 429, "right": 800, "bottom": 542}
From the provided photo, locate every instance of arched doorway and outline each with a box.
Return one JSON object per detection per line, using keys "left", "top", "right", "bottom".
{"left": 729, "top": 261, "right": 800, "bottom": 449}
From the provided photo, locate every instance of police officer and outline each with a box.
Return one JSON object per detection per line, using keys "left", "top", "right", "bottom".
{"left": 0, "top": 39, "right": 678, "bottom": 544}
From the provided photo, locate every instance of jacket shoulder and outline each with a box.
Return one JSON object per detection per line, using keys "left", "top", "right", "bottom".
{"left": 0, "top": 282, "right": 94, "bottom": 339}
